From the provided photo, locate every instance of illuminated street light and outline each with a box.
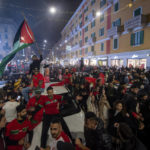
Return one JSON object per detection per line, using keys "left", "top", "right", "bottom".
{"left": 44, "top": 40, "right": 47, "bottom": 43}
{"left": 49, "top": 7, "right": 56, "bottom": 14}
{"left": 96, "top": 11, "right": 102, "bottom": 17}
{"left": 65, "top": 40, "right": 67, "bottom": 43}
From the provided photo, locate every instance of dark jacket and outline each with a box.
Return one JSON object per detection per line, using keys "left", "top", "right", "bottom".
{"left": 84, "top": 118, "right": 112, "bottom": 150}
{"left": 29, "top": 55, "right": 43, "bottom": 74}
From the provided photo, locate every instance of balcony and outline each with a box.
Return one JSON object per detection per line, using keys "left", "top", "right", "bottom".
{"left": 124, "top": 15, "right": 148, "bottom": 31}
{"left": 107, "top": 26, "right": 124, "bottom": 37}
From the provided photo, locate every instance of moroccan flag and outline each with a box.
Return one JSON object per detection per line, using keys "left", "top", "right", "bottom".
{"left": 0, "top": 20, "right": 35, "bottom": 76}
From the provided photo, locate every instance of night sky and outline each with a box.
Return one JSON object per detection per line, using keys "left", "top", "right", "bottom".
{"left": 0, "top": 0, "right": 82, "bottom": 50}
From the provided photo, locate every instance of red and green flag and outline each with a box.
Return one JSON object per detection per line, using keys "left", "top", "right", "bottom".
{"left": 0, "top": 20, "right": 35, "bottom": 77}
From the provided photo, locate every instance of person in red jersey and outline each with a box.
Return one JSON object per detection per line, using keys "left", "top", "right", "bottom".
{"left": 26, "top": 88, "right": 45, "bottom": 128}
{"left": 5, "top": 105, "right": 33, "bottom": 150}
{"left": 22, "top": 67, "right": 45, "bottom": 102}
{"left": 63, "top": 68, "right": 72, "bottom": 86}
{"left": 40, "top": 86, "right": 72, "bottom": 149}
{"left": 46, "top": 118, "right": 71, "bottom": 150}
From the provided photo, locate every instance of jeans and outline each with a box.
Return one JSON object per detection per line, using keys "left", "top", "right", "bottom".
{"left": 22, "top": 87, "right": 44, "bottom": 102}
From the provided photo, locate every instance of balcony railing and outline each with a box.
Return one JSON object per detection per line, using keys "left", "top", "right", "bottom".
{"left": 107, "top": 26, "right": 124, "bottom": 37}
{"left": 124, "top": 15, "right": 147, "bottom": 31}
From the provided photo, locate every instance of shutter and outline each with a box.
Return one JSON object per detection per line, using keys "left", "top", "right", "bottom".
{"left": 131, "top": 33, "right": 135, "bottom": 46}
{"left": 140, "top": 30, "right": 144, "bottom": 44}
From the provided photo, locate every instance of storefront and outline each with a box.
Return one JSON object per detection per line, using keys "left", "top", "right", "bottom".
{"left": 127, "top": 59, "right": 147, "bottom": 68}
{"left": 90, "top": 58, "right": 97, "bottom": 66}
{"left": 111, "top": 59, "right": 124, "bottom": 67}
{"left": 98, "top": 57, "right": 108, "bottom": 66}
{"left": 84, "top": 59, "right": 89, "bottom": 66}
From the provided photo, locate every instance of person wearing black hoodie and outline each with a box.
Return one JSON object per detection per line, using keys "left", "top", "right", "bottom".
{"left": 29, "top": 51, "right": 43, "bottom": 75}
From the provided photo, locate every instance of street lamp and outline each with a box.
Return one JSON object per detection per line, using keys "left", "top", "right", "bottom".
{"left": 49, "top": 7, "right": 56, "bottom": 14}
{"left": 96, "top": 11, "right": 102, "bottom": 17}
{"left": 44, "top": 40, "right": 47, "bottom": 43}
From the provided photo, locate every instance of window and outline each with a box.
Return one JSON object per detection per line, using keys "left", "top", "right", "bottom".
{"left": 100, "top": 43, "right": 104, "bottom": 51}
{"left": 100, "top": 0, "right": 106, "bottom": 8}
{"left": 80, "top": 50, "right": 82, "bottom": 55}
{"left": 80, "top": 31, "right": 82, "bottom": 36}
{"left": 75, "top": 34, "right": 78, "bottom": 38}
{"left": 79, "top": 40, "right": 82, "bottom": 46}
{"left": 79, "top": 21, "right": 82, "bottom": 27}
{"left": 131, "top": 30, "right": 144, "bottom": 46}
{"left": 112, "top": 18, "right": 121, "bottom": 27}
{"left": 84, "top": 7, "right": 88, "bottom": 13}
{"left": 85, "top": 15, "right": 88, "bottom": 22}
{"left": 91, "top": 32, "right": 95, "bottom": 38}
{"left": 79, "top": 14, "right": 82, "bottom": 19}
{"left": 5, "top": 34, "right": 8, "bottom": 39}
{"left": 91, "top": 45, "right": 95, "bottom": 51}
{"left": 100, "top": 13, "right": 104, "bottom": 22}
{"left": 91, "top": 20, "right": 95, "bottom": 28}
{"left": 85, "top": 26, "right": 88, "bottom": 32}
{"left": 91, "top": 0, "right": 96, "bottom": 6}
{"left": 85, "top": 36, "right": 88, "bottom": 43}
{"left": 113, "top": 38, "right": 118, "bottom": 49}
{"left": 99, "top": 27, "right": 104, "bottom": 36}
{"left": 114, "top": 2, "right": 119, "bottom": 12}
{"left": 134, "top": 7, "right": 142, "bottom": 17}
{"left": 85, "top": 48, "right": 88, "bottom": 54}
{"left": 4, "top": 27, "right": 8, "bottom": 32}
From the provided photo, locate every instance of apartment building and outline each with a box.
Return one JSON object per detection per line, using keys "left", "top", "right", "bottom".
{"left": 55, "top": 0, "right": 150, "bottom": 68}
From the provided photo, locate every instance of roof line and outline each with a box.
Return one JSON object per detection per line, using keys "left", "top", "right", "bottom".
{"left": 61, "top": 0, "right": 86, "bottom": 34}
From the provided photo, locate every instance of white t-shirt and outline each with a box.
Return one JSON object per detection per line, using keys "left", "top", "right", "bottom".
{"left": 3, "top": 101, "right": 19, "bottom": 122}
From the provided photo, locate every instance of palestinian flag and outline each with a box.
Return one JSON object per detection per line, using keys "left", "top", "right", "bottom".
{"left": 0, "top": 20, "right": 35, "bottom": 77}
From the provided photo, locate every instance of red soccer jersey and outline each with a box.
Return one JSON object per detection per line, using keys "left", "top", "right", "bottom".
{"left": 63, "top": 73, "right": 72, "bottom": 85}
{"left": 27, "top": 95, "right": 45, "bottom": 127}
{"left": 44, "top": 95, "right": 62, "bottom": 115}
{"left": 32, "top": 73, "right": 45, "bottom": 88}
{"left": 5, "top": 119, "right": 32, "bottom": 150}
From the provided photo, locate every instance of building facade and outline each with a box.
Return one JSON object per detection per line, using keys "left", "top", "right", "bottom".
{"left": 0, "top": 17, "right": 16, "bottom": 60}
{"left": 55, "top": 0, "right": 150, "bottom": 68}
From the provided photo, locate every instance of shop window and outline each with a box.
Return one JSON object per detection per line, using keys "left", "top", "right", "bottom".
{"left": 91, "top": 0, "right": 96, "bottom": 6}
{"left": 91, "top": 20, "right": 95, "bottom": 28}
{"left": 91, "top": 32, "right": 95, "bottom": 38}
{"left": 114, "top": 2, "right": 119, "bottom": 12}
{"left": 134, "top": 7, "right": 142, "bottom": 17}
{"left": 85, "top": 36, "right": 88, "bottom": 43}
{"left": 100, "top": 13, "right": 104, "bottom": 23}
{"left": 100, "top": 43, "right": 104, "bottom": 51}
{"left": 131, "top": 30, "right": 144, "bottom": 46}
{"left": 99, "top": 27, "right": 104, "bottom": 36}
{"left": 113, "top": 38, "right": 118, "bottom": 50}
{"left": 112, "top": 18, "right": 121, "bottom": 27}
{"left": 85, "top": 48, "right": 88, "bottom": 54}
{"left": 85, "top": 26, "right": 88, "bottom": 32}
{"left": 91, "top": 45, "right": 95, "bottom": 52}
{"left": 100, "top": 0, "right": 106, "bottom": 8}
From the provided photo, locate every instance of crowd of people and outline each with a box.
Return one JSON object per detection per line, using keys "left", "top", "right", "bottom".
{"left": 0, "top": 54, "right": 150, "bottom": 150}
